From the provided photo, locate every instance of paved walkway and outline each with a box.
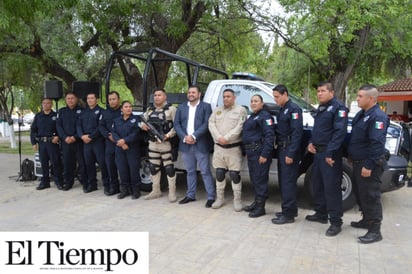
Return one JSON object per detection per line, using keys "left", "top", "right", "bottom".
{"left": 0, "top": 153, "right": 411, "bottom": 273}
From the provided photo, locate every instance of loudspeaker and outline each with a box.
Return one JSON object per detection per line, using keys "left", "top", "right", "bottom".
{"left": 44, "top": 80, "right": 63, "bottom": 100}
{"left": 72, "top": 81, "right": 100, "bottom": 100}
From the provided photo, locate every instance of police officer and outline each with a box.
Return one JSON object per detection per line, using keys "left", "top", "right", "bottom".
{"left": 56, "top": 92, "right": 87, "bottom": 190}
{"left": 271, "top": 84, "right": 303, "bottom": 224}
{"left": 111, "top": 101, "right": 141, "bottom": 199}
{"left": 242, "top": 95, "right": 274, "bottom": 218}
{"left": 306, "top": 81, "right": 348, "bottom": 236}
{"left": 208, "top": 88, "right": 247, "bottom": 212}
{"left": 30, "top": 98, "right": 63, "bottom": 190}
{"left": 348, "top": 85, "right": 388, "bottom": 244}
{"left": 99, "top": 91, "right": 121, "bottom": 196}
{"left": 76, "top": 92, "right": 109, "bottom": 193}
{"left": 141, "top": 88, "right": 177, "bottom": 202}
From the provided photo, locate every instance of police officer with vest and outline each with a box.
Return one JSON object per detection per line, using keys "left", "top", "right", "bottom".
{"left": 271, "top": 84, "right": 303, "bottom": 224}
{"left": 242, "top": 95, "right": 275, "bottom": 218}
{"left": 208, "top": 88, "right": 247, "bottom": 212}
{"left": 30, "top": 98, "right": 63, "bottom": 190}
{"left": 111, "top": 100, "right": 141, "bottom": 199}
{"left": 348, "top": 85, "right": 388, "bottom": 244}
{"left": 306, "top": 81, "right": 348, "bottom": 236}
{"left": 141, "top": 88, "right": 177, "bottom": 202}
{"left": 76, "top": 92, "right": 109, "bottom": 193}
{"left": 56, "top": 92, "right": 87, "bottom": 190}
{"left": 99, "top": 91, "right": 121, "bottom": 196}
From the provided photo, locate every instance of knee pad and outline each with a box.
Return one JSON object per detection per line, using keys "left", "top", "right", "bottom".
{"left": 164, "top": 164, "right": 175, "bottom": 177}
{"left": 149, "top": 163, "right": 161, "bottom": 175}
{"left": 216, "top": 168, "right": 227, "bottom": 182}
{"left": 229, "top": 170, "right": 241, "bottom": 184}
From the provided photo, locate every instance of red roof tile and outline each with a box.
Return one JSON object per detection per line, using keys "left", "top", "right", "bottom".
{"left": 378, "top": 77, "right": 412, "bottom": 92}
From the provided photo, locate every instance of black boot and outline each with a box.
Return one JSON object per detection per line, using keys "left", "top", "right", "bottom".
{"left": 108, "top": 185, "right": 120, "bottom": 196}
{"left": 359, "top": 221, "right": 382, "bottom": 244}
{"left": 131, "top": 185, "right": 141, "bottom": 200}
{"left": 104, "top": 185, "right": 110, "bottom": 196}
{"left": 117, "top": 186, "right": 130, "bottom": 199}
{"left": 248, "top": 199, "right": 266, "bottom": 218}
{"left": 243, "top": 200, "right": 257, "bottom": 212}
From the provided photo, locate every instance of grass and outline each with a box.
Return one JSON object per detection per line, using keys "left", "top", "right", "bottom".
{"left": 0, "top": 131, "right": 34, "bottom": 155}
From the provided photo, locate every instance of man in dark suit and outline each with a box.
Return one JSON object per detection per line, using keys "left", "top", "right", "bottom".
{"left": 174, "top": 85, "right": 216, "bottom": 207}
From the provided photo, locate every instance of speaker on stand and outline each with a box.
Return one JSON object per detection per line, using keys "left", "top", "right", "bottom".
{"left": 44, "top": 80, "right": 63, "bottom": 111}
{"left": 72, "top": 81, "right": 101, "bottom": 101}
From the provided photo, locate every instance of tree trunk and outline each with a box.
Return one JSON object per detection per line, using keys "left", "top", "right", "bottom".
{"left": 331, "top": 63, "right": 355, "bottom": 104}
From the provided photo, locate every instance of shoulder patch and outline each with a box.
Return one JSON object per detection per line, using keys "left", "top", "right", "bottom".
{"left": 338, "top": 110, "right": 346, "bottom": 117}
{"left": 291, "top": 113, "right": 299, "bottom": 119}
{"left": 265, "top": 119, "right": 273, "bottom": 126}
{"left": 375, "top": 121, "right": 384, "bottom": 129}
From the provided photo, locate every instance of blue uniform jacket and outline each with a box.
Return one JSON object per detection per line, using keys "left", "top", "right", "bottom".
{"left": 275, "top": 99, "right": 303, "bottom": 159}
{"left": 99, "top": 107, "right": 122, "bottom": 141}
{"left": 310, "top": 97, "right": 348, "bottom": 158}
{"left": 56, "top": 106, "right": 83, "bottom": 140}
{"left": 348, "top": 104, "right": 389, "bottom": 170}
{"left": 30, "top": 111, "right": 58, "bottom": 145}
{"left": 242, "top": 109, "right": 275, "bottom": 159}
{"left": 76, "top": 105, "right": 105, "bottom": 141}
{"left": 111, "top": 115, "right": 140, "bottom": 145}
{"left": 174, "top": 101, "right": 213, "bottom": 154}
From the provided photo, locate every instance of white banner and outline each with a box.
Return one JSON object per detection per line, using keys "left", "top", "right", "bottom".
{"left": 0, "top": 232, "right": 149, "bottom": 274}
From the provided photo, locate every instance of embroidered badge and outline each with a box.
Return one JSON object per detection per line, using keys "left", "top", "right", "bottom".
{"left": 363, "top": 116, "right": 370, "bottom": 122}
{"left": 284, "top": 108, "right": 289, "bottom": 115}
{"left": 131, "top": 118, "right": 136, "bottom": 123}
{"left": 265, "top": 119, "right": 273, "bottom": 126}
{"left": 217, "top": 111, "right": 222, "bottom": 115}
{"left": 338, "top": 110, "right": 346, "bottom": 117}
{"left": 292, "top": 113, "right": 299, "bottom": 119}
{"left": 76, "top": 109, "right": 81, "bottom": 114}
{"left": 327, "top": 106, "right": 333, "bottom": 112}
{"left": 52, "top": 116, "right": 56, "bottom": 121}
{"left": 375, "top": 121, "right": 384, "bottom": 129}
{"left": 95, "top": 110, "right": 100, "bottom": 115}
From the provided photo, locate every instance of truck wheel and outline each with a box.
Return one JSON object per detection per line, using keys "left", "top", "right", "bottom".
{"left": 304, "top": 160, "right": 356, "bottom": 211}
{"left": 140, "top": 157, "right": 153, "bottom": 192}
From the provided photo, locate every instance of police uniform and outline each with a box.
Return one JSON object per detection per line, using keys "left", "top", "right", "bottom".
{"left": 143, "top": 102, "right": 177, "bottom": 201}
{"left": 242, "top": 108, "right": 274, "bottom": 217}
{"left": 111, "top": 114, "right": 141, "bottom": 199}
{"left": 274, "top": 99, "right": 303, "bottom": 220}
{"left": 310, "top": 97, "right": 348, "bottom": 227}
{"left": 208, "top": 104, "right": 247, "bottom": 211}
{"left": 76, "top": 104, "right": 109, "bottom": 193}
{"left": 99, "top": 107, "right": 121, "bottom": 195}
{"left": 30, "top": 110, "right": 63, "bottom": 189}
{"left": 56, "top": 105, "right": 87, "bottom": 190}
{"left": 348, "top": 104, "right": 388, "bottom": 241}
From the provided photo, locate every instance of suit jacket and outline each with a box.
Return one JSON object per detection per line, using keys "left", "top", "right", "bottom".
{"left": 174, "top": 101, "right": 213, "bottom": 153}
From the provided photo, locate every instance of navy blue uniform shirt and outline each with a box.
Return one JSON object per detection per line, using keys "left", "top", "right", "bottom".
{"left": 76, "top": 105, "right": 105, "bottom": 140}
{"left": 30, "top": 110, "right": 58, "bottom": 145}
{"left": 56, "top": 106, "right": 83, "bottom": 140}
{"left": 275, "top": 99, "right": 303, "bottom": 159}
{"left": 99, "top": 107, "right": 122, "bottom": 140}
{"left": 311, "top": 97, "right": 348, "bottom": 158}
{"left": 348, "top": 104, "right": 389, "bottom": 170}
{"left": 111, "top": 115, "right": 140, "bottom": 144}
{"left": 242, "top": 109, "right": 275, "bottom": 159}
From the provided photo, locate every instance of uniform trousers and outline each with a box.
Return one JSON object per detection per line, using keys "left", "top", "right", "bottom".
{"left": 353, "top": 162, "right": 383, "bottom": 222}
{"left": 246, "top": 151, "right": 271, "bottom": 201}
{"left": 277, "top": 148, "right": 299, "bottom": 217}
{"left": 61, "top": 141, "right": 86, "bottom": 187}
{"left": 115, "top": 146, "right": 141, "bottom": 188}
{"left": 105, "top": 141, "right": 119, "bottom": 188}
{"left": 38, "top": 142, "right": 63, "bottom": 186}
{"left": 312, "top": 150, "right": 343, "bottom": 225}
{"left": 83, "top": 138, "right": 109, "bottom": 189}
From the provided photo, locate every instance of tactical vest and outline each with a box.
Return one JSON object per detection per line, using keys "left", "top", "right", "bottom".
{"left": 147, "top": 104, "right": 173, "bottom": 137}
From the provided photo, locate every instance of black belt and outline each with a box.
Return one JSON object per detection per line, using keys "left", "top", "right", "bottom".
{"left": 36, "top": 136, "right": 53, "bottom": 143}
{"left": 244, "top": 141, "right": 262, "bottom": 150}
{"left": 216, "top": 142, "right": 242, "bottom": 149}
{"left": 314, "top": 144, "right": 327, "bottom": 153}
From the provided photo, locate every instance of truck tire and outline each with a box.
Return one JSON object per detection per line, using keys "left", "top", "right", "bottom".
{"left": 139, "top": 157, "right": 169, "bottom": 192}
{"left": 304, "top": 160, "right": 356, "bottom": 211}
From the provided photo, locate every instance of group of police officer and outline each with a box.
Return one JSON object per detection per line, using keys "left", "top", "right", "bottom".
{"left": 30, "top": 82, "right": 387, "bottom": 244}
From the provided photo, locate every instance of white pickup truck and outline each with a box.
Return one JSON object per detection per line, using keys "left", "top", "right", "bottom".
{"left": 104, "top": 48, "right": 409, "bottom": 210}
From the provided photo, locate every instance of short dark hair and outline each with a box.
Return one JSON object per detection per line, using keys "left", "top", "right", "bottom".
{"left": 121, "top": 100, "right": 132, "bottom": 107}
{"left": 223, "top": 88, "right": 235, "bottom": 94}
{"left": 108, "top": 91, "right": 120, "bottom": 98}
{"left": 318, "top": 81, "right": 334, "bottom": 91}
{"left": 153, "top": 87, "right": 166, "bottom": 94}
{"left": 189, "top": 85, "right": 201, "bottom": 93}
{"left": 252, "top": 94, "right": 263, "bottom": 102}
{"left": 273, "top": 84, "right": 289, "bottom": 95}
